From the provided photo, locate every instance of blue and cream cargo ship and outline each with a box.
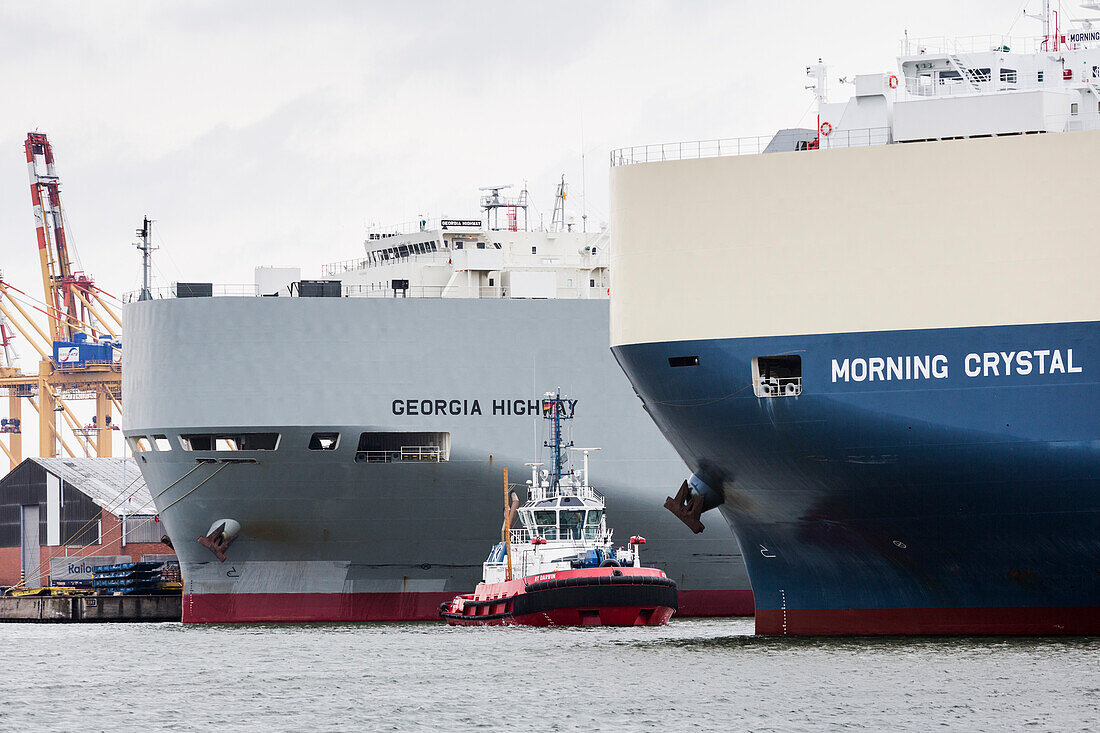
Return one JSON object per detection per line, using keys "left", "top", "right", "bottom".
{"left": 121, "top": 184, "right": 752, "bottom": 623}
{"left": 609, "top": 6, "right": 1099, "bottom": 634}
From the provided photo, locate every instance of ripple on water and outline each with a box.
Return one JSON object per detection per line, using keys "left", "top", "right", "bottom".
{"left": 0, "top": 618, "right": 1096, "bottom": 732}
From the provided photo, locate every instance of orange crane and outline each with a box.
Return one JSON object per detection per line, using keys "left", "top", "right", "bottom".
{"left": 0, "top": 133, "right": 123, "bottom": 470}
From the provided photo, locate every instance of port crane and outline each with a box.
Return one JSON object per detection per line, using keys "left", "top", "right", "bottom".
{"left": 0, "top": 132, "right": 124, "bottom": 470}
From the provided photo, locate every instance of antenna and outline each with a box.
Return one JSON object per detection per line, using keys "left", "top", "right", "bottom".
{"left": 580, "top": 124, "right": 588, "bottom": 233}
{"left": 134, "top": 216, "right": 158, "bottom": 301}
{"left": 479, "top": 184, "right": 525, "bottom": 231}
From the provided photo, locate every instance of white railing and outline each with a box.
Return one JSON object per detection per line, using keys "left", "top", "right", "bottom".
{"left": 321, "top": 252, "right": 451, "bottom": 276}
{"left": 527, "top": 483, "right": 604, "bottom": 504}
{"left": 611, "top": 127, "right": 891, "bottom": 166}
{"left": 354, "top": 446, "right": 445, "bottom": 463}
{"left": 754, "top": 376, "right": 802, "bottom": 399}
{"left": 122, "top": 284, "right": 257, "bottom": 303}
{"left": 900, "top": 35, "right": 1039, "bottom": 56}
{"left": 125, "top": 283, "right": 605, "bottom": 302}
{"left": 505, "top": 525, "right": 612, "bottom": 547}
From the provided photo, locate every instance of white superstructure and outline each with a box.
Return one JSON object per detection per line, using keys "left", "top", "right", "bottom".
{"left": 318, "top": 184, "right": 609, "bottom": 300}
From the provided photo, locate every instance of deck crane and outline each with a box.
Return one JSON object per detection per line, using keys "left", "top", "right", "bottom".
{"left": 0, "top": 133, "right": 124, "bottom": 470}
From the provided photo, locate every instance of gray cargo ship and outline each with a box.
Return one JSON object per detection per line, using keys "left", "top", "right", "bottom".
{"left": 122, "top": 190, "right": 751, "bottom": 622}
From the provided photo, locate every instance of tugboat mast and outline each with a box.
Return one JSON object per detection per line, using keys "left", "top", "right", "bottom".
{"left": 542, "top": 389, "right": 575, "bottom": 495}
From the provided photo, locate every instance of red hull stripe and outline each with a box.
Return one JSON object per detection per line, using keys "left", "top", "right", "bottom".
{"left": 183, "top": 589, "right": 754, "bottom": 623}
{"left": 756, "top": 606, "right": 1100, "bottom": 635}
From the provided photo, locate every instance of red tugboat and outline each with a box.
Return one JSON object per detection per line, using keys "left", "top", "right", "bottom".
{"left": 441, "top": 390, "right": 677, "bottom": 626}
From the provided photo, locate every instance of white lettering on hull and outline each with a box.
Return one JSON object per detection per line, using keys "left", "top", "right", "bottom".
{"left": 832, "top": 349, "right": 1082, "bottom": 383}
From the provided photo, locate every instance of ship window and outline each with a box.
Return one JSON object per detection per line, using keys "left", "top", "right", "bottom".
{"left": 354, "top": 431, "right": 449, "bottom": 463}
{"left": 752, "top": 355, "right": 802, "bottom": 398}
{"left": 560, "top": 510, "right": 584, "bottom": 540}
{"left": 309, "top": 432, "right": 340, "bottom": 450}
{"left": 533, "top": 510, "right": 558, "bottom": 540}
{"left": 1072, "top": 102, "right": 1080, "bottom": 115}
{"left": 455, "top": 242, "right": 463, "bottom": 250}
{"left": 128, "top": 436, "right": 151, "bottom": 453}
{"left": 477, "top": 242, "right": 485, "bottom": 249}
{"left": 1000, "top": 68, "right": 1016, "bottom": 83}
{"left": 179, "top": 433, "right": 280, "bottom": 451}
{"left": 152, "top": 435, "right": 173, "bottom": 451}
{"left": 488, "top": 278, "right": 494, "bottom": 286}
{"left": 531, "top": 246, "right": 537, "bottom": 254}
{"left": 585, "top": 509, "right": 603, "bottom": 539}
{"left": 1037, "top": 71, "right": 1044, "bottom": 82}
{"left": 590, "top": 279, "right": 595, "bottom": 287}
{"left": 668, "top": 356, "right": 699, "bottom": 368}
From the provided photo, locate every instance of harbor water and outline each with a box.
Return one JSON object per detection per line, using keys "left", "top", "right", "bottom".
{"left": 1, "top": 618, "right": 1096, "bottom": 731}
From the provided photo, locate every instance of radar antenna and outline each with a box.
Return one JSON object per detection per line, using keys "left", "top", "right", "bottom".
{"left": 479, "top": 183, "right": 528, "bottom": 231}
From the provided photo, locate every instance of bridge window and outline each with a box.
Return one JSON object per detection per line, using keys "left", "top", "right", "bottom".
{"left": 309, "top": 432, "right": 339, "bottom": 450}
{"left": 533, "top": 510, "right": 558, "bottom": 540}
{"left": 560, "top": 510, "right": 584, "bottom": 540}
{"left": 152, "top": 435, "right": 173, "bottom": 451}
{"left": 585, "top": 509, "right": 603, "bottom": 539}
{"left": 752, "top": 355, "right": 802, "bottom": 398}
{"left": 355, "top": 431, "right": 449, "bottom": 463}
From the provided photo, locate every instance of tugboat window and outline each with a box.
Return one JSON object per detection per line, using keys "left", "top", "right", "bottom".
{"left": 309, "top": 432, "right": 340, "bottom": 450}
{"left": 560, "top": 510, "right": 584, "bottom": 540}
{"left": 534, "top": 510, "right": 558, "bottom": 540}
{"left": 752, "top": 355, "right": 802, "bottom": 398}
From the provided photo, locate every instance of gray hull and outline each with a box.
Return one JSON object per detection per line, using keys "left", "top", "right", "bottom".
{"left": 123, "top": 297, "right": 751, "bottom": 621}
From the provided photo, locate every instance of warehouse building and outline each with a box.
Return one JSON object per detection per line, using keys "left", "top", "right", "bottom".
{"left": 0, "top": 457, "right": 176, "bottom": 589}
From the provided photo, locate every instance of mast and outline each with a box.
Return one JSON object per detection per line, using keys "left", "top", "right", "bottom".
{"left": 135, "top": 216, "right": 157, "bottom": 301}
{"left": 541, "top": 389, "right": 575, "bottom": 494}
{"left": 1026, "top": 1, "right": 1053, "bottom": 49}
{"left": 550, "top": 175, "right": 567, "bottom": 232}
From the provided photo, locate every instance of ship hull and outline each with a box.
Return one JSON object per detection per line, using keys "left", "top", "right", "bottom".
{"left": 613, "top": 320, "right": 1100, "bottom": 635}
{"left": 123, "top": 297, "right": 752, "bottom": 623}
{"left": 440, "top": 568, "right": 677, "bottom": 626}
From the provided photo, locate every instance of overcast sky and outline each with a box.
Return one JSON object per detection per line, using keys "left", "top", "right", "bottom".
{"left": 0, "top": 0, "right": 1050, "bottom": 304}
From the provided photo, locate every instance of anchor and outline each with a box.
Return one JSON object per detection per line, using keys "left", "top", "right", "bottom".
{"left": 197, "top": 519, "right": 241, "bottom": 562}
{"left": 664, "top": 480, "right": 708, "bottom": 533}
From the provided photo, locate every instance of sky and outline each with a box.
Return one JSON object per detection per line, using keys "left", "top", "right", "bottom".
{"left": 0, "top": 0, "right": 1057, "bottom": 452}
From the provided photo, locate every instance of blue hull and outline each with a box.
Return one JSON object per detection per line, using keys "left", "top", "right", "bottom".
{"left": 613, "top": 320, "right": 1100, "bottom": 634}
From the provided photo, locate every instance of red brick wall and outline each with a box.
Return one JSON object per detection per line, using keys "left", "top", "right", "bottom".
{"left": 0, "top": 507, "right": 177, "bottom": 587}
{"left": 0, "top": 547, "right": 21, "bottom": 587}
